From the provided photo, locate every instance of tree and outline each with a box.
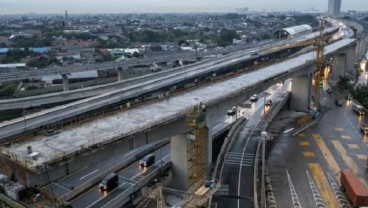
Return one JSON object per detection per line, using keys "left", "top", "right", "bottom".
{"left": 217, "top": 29, "right": 239, "bottom": 47}
{"left": 0, "top": 81, "right": 19, "bottom": 98}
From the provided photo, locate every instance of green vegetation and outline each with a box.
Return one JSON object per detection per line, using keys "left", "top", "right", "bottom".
{"left": 337, "top": 76, "right": 352, "bottom": 90}
{"left": 217, "top": 29, "right": 239, "bottom": 47}
{"left": 11, "top": 36, "right": 51, "bottom": 48}
{"left": 352, "top": 86, "right": 368, "bottom": 109}
{"left": 0, "top": 81, "right": 19, "bottom": 98}
{"left": 1, "top": 49, "right": 31, "bottom": 64}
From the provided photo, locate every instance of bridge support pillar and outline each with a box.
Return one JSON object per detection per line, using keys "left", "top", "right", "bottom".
{"left": 62, "top": 74, "right": 69, "bottom": 91}
{"left": 116, "top": 67, "right": 127, "bottom": 81}
{"left": 290, "top": 74, "right": 311, "bottom": 111}
{"left": 171, "top": 127, "right": 209, "bottom": 191}
{"left": 331, "top": 53, "right": 347, "bottom": 81}
{"left": 171, "top": 134, "right": 190, "bottom": 191}
{"left": 346, "top": 44, "right": 357, "bottom": 74}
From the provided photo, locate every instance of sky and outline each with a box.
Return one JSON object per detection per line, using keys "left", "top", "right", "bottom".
{"left": 0, "top": 0, "right": 366, "bottom": 14}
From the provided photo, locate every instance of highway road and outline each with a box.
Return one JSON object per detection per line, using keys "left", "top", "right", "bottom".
{"left": 265, "top": 80, "right": 368, "bottom": 207}
{"left": 0, "top": 23, "right": 340, "bottom": 111}
{"left": 212, "top": 82, "right": 291, "bottom": 208}
{"left": 0, "top": 32, "right": 350, "bottom": 143}
{"left": 70, "top": 144, "right": 171, "bottom": 208}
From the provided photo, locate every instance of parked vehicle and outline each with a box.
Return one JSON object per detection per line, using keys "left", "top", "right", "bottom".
{"left": 250, "top": 94, "right": 258, "bottom": 102}
{"left": 99, "top": 173, "right": 118, "bottom": 190}
{"left": 352, "top": 104, "right": 365, "bottom": 115}
{"left": 340, "top": 169, "right": 368, "bottom": 207}
{"left": 139, "top": 154, "right": 155, "bottom": 167}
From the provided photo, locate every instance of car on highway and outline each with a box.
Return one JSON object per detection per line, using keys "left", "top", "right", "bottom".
{"left": 265, "top": 99, "right": 273, "bottom": 106}
{"left": 360, "top": 123, "right": 368, "bottom": 135}
{"left": 250, "top": 94, "right": 258, "bottom": 102}
{"left": 335, "top": 98, "right": 343, "bottom": 106}
{"left": 346, "top": 94, "right": 352, "bottom": 100}
{"left": 352, "top": 104, "right": 365, "bottom": 115}
{"left": 250, "top": 50, "right": 259, "bottom": 56}
{"left": 140, "top": 154, "right": 155, "bottom": 167}
{"left": 227, "top": 107, "right": 236, "bottom": 116}
{"left": 99, "top": 173, "right": 118, "bottom": 190}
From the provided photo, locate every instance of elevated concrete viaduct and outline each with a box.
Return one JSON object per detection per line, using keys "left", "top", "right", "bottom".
{"left": 0, "top": 39, "right": 356, "bottom": 190}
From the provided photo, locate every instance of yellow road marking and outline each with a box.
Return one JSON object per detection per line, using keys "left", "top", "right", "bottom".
{"left": 331, "top": 140, "right": 358, "bottom": 174}
{"left": 303, "top": 151, "right": 315, "bottom": 157}
{"left": 298, "top": 133, "right": 305, "bottom": 137}
{"left": 347, "top": 144, "right": 359, "bottom": 149}
{"left": 308, "top": 163, "right": 340, "bottom": 208}
{"left": 312, "top": 134, "right": 340, "bottom": 178}
{"left": 356, "top": 154, "right": 368, "bottom": 160}
{"left": 335, "top": 128, "right": 344, "bottom": 131}
{"left": 340, "top": 135, "right": 351, "bottom": 140}
{"left": 299, "top": 141, "right": 310, "bottom": 146}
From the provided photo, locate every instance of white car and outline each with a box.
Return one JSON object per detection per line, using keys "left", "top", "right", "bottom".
{"left": 250, "top": 94, "right": 258, "bottom": 102}
{"left": 227, "top": 107, "right": 236, "bottom": 115}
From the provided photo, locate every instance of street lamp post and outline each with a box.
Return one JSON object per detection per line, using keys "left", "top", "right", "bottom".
{"left": 260, "top": 131, "right": 270, "bottom": 208}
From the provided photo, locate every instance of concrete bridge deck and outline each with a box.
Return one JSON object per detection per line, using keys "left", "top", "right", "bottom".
{"left": 0, "top": 38, "right": 356, "bottom": 172}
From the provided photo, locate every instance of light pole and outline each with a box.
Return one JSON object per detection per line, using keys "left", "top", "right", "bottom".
{"left": 260, "top": 131, "right": 270, "bottom": 208}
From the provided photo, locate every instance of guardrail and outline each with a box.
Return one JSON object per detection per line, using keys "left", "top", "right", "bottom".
{"left": 253, "top": 91, "right": 290, "bottom": 208}
{"left": 213, "top": 117, "right": 246, "bottom": 181}
{"left": 291, "top": 110, "right": 324, "bottom": 137}
{"left": 0, "top": 193, "right": 25, "bottom": 208}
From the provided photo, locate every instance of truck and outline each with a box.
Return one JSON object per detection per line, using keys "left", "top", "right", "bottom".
{"left": 340, "top": 169, "right": 368, "bottom": 207}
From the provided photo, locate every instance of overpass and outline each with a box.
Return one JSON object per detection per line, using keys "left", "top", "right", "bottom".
{"left": 0, "top": 38, "right": 356, "bottom": 189}
{"left": 0, "top": 25, "right": 349, "bottom": 142}
{"left": 0, "top": 23, "right": 341, "bottom": 111}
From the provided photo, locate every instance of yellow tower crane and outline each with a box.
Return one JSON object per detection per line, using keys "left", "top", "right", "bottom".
{"left": 313, "top": 21, "right": 326, "bottom": 110}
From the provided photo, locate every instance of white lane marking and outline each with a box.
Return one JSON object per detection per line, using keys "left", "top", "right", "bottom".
{"left": 284, "top": 128, "right": 294, "bottom": 133}
{"left": 306, "top": 170, "right": 325, "bottom": 208}
{"left": 80, "top": 169, "right": 99, "bottom": 180}
{"left": 286, "top": 170, "right": 302, "bottom": 208}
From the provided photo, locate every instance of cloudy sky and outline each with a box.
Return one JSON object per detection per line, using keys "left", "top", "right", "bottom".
{"left": 0, "top": 0, "right": 366, "bottom": 14}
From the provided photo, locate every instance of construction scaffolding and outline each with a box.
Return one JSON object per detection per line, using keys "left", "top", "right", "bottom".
{"left": 313, "top": 21, "right": 326, "bottom": 110}
{"left": 185, "top": 102, "right": 208, "bottom": 190}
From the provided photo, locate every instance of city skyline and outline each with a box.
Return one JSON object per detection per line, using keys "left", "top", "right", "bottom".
{"left": 0, "top": 0, "right": 367, "bottom": 14}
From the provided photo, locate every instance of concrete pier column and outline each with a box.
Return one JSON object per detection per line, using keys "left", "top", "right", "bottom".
{"left": 290, "top": 74, "right": 311, "bottom": 111}
{"left": 171, "top": 134, "right": 189, "bottom": 191}
{"left": 206, "top": 126, "right": 213, "bottom": 174}
{"left": 346, "top": 44, "right": 357, "bottom": 73}
{"left": 62, "top": 74, "right": 69, "bottom": 91}
{"left": 331, "top": 53, "right": 347, "bottom": 81}
{"left": 116, "top": 67, "right": 126, "bottom": 81}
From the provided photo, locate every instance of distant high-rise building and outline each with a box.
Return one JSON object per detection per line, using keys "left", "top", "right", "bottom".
{"left": 65, "top": 10, "right": 68, "bottom": 21}
{"left": 328, "top": 0, "right": 341, "bottom": 16}
{"left": 235, "top": 7, "right": 249, "bottom": 14}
